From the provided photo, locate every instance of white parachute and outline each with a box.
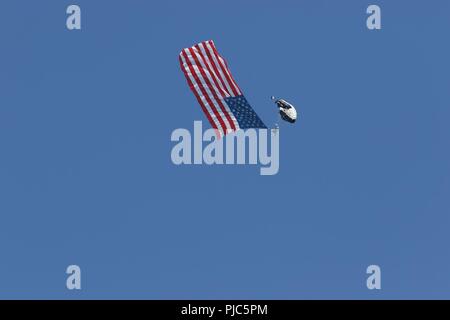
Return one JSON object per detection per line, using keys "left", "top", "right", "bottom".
{"left": 271, "top": 96, "right": 298, "bottom": 127}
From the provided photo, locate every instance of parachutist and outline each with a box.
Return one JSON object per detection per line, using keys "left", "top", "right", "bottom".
{"left": 271, "top": 125, "right": 279, "bottom": 136}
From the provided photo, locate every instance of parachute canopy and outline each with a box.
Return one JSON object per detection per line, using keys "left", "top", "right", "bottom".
{"left": 272, "top": 97, "right": 297, "bottom": 123}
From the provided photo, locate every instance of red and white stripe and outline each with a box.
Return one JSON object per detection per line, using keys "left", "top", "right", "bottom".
{"left": 179, "top": 40, "right": 243, "bottom": 137}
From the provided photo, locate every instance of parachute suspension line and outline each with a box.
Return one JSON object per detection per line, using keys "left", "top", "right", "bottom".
{"left": 270, "top": 95, "right": 280, "bottom": 132}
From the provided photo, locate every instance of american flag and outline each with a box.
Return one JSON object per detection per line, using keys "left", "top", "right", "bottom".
{"left": 179, "top": 40, "right": 267, "bottom": 137}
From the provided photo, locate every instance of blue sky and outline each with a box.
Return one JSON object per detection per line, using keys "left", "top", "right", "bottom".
{"left": 0, "top": 0, "right": 450, "bottom": 299}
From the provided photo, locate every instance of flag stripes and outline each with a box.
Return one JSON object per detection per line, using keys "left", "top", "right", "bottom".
{"left": 179, "top": 40, "right": 266, "bottom": 137}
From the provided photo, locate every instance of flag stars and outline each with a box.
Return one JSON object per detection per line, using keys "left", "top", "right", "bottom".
{"left": 225, "top": 96, "right": 267, "bottom": 129}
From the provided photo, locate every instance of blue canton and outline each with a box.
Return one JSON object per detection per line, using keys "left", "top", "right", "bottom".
{"left": 224, "top": 95, "right": 267, "bottom": 129}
